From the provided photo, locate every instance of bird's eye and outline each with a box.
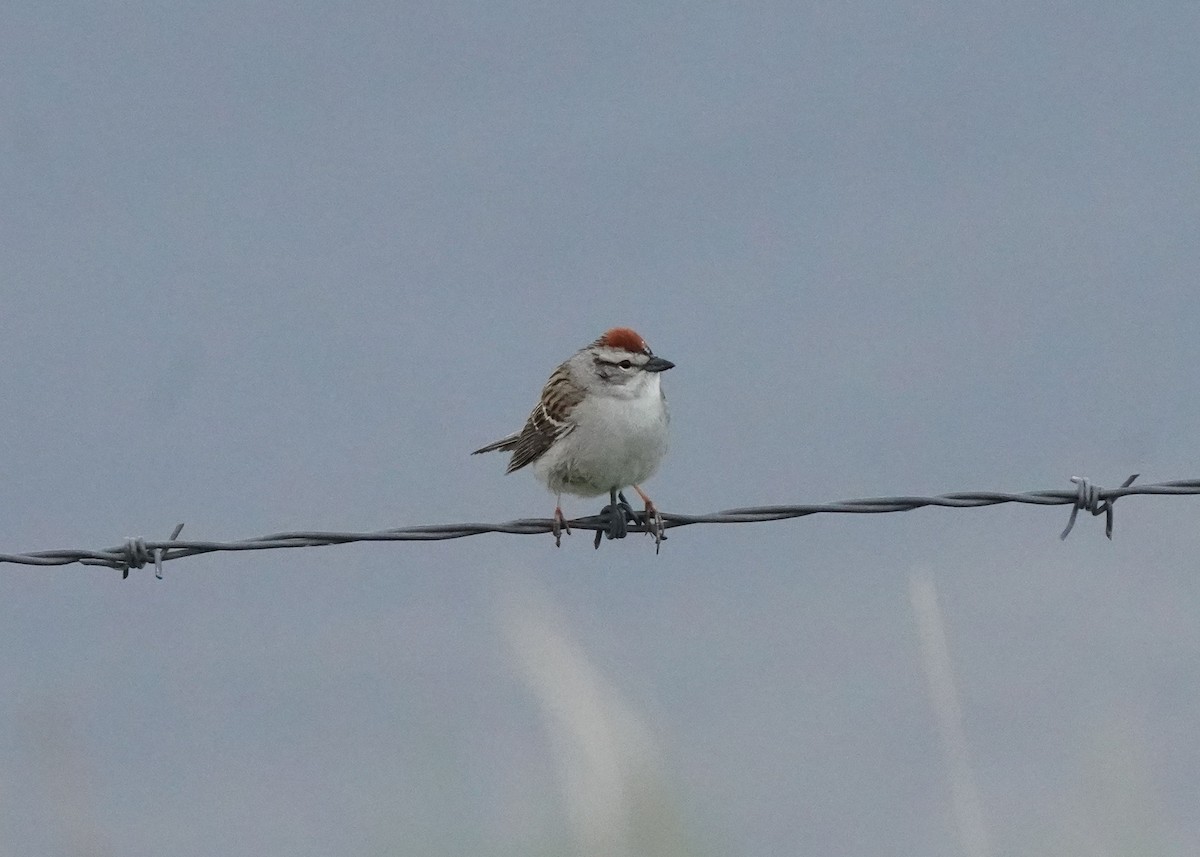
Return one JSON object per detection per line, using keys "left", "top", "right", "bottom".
{"left": 619, "top": 360, "right": 632, "bottom": 369}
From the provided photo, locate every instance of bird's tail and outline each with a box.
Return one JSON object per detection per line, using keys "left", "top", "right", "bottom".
{"left": 471, "top": 434, "right": 521, "bottom": 455}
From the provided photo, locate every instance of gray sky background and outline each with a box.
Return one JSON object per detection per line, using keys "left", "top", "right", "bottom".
{"left": 3, "top": 2, "right": 1199, "bottom": 854}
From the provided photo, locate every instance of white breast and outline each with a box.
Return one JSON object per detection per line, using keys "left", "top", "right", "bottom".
{"left": 533, "top": 378, "right": 670, "bottom": 498}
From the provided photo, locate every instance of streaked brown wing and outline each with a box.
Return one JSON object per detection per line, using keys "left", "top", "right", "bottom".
{"left": 505, "top": 364, "right": 583, "bottom": 473}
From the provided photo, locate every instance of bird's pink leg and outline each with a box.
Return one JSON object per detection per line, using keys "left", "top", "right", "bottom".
{"left": 552, "top": 493, "right": 570, "bottom": 547}
{"left": 632, "top": 485, "right": 665, "bottom": 552}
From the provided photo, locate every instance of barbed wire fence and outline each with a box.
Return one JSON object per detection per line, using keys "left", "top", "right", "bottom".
{"left": 3, "top": 474, "right": 1198, "bottom": 578}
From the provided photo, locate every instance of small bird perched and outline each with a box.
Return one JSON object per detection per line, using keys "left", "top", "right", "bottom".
{"left": 472, "top": 327, "right": 674, "bottom": 550}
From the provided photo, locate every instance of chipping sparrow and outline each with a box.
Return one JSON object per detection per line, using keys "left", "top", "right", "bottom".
{"left": 472, "top": 327, "right": 674, "bottom": 549}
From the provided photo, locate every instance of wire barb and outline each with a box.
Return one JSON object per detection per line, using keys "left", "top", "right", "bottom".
{"left": 155, "top": 523, "right": 186, "bottom": 579}
{"left": 2, "top": 474, "right": 1196, "bottom": 572}
{"left": 119, "top": 538, "right": 151, "bottom": 579}
{"left": 1059, "top": 474, "right": 1139, "bottom": 541}
{"left": 76, "top": 523, "right": 189, "bottom": 579}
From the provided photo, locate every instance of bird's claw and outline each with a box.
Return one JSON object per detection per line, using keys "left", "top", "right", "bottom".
{"left": 552, "top": 507, "right": 571, "bottom": 548}
{"left": 640, "top": 500, "right": 666, "bottom": 554}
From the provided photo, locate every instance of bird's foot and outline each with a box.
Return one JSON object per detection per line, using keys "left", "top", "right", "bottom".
{"left": 552, "top": 506, "right": 571, "bottom": 548}
{"left": 639, "top": 498, "right": 666, "bottom": 554}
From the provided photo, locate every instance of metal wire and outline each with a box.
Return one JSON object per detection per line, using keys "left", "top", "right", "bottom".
{"left": 3, "top": 474, "right": 1198, "bottom": 575}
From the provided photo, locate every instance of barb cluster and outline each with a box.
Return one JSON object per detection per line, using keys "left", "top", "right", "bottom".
{"left": 3, "top": 475, "right": 1197, "bottom": 576}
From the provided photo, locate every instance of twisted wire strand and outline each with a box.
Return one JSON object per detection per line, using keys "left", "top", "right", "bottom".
{"left": 3, "top": 475, "right": 1197, "bottom": 573}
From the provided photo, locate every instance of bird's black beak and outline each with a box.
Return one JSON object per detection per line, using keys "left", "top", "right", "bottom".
{"left": 644, "top": 356, "right": 675, "bottom": 373}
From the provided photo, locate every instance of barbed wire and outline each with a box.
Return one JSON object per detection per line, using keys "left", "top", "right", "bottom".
{"left": 3, "top": 474, "right": 1198, "bottom": 577}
